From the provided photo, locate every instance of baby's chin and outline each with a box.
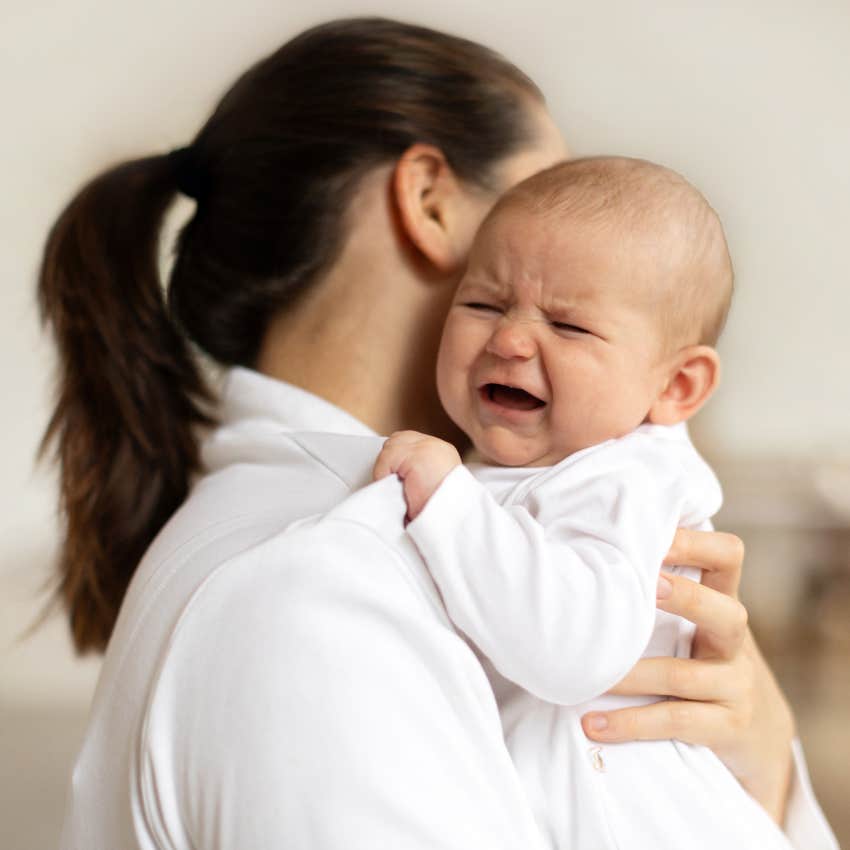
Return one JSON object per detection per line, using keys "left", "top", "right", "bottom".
{"left": 474, "top": 432, "right": 561, "bottom": 469}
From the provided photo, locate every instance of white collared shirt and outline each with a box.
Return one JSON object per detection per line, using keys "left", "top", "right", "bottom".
{"left": 60, "top": 367, "right": 837, "bottom": 850}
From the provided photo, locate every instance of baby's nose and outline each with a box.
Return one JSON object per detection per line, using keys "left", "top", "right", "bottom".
{"left": 485, "top": 318, "right": 538, "bottom": 360}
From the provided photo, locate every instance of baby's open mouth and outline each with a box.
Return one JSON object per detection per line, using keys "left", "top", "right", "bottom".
{"left": 481, "top": 383, "right": 546, "bottom": 411}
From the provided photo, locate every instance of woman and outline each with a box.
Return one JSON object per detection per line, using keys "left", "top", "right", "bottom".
{"left": 39, "top": 17, "right": 834, "bottom": 849}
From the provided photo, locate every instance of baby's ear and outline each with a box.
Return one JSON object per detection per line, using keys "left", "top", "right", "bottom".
{"left": 647, "top": 345, "right": 721, "bottom": 426}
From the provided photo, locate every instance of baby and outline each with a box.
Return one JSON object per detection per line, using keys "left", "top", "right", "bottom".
{"left": 373, "top": 157, "right": 792, "bottom": 849}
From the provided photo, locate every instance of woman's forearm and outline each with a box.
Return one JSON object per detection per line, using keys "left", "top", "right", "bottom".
{"left": 729, "top": 632, "right": 795, "bottom": 824}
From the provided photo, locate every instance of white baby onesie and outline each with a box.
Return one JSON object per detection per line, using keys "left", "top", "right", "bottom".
{"left": 407, "top": 422, "right": 793, "bottom": 850}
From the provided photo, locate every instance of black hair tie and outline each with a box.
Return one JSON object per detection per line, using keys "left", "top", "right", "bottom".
{"left": 167, "top": 146, "right": 204, "bottom": 200}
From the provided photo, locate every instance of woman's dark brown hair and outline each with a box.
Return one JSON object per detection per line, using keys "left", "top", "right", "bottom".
{"left": 38, "top": 17, "right": 543, "bottom": 653}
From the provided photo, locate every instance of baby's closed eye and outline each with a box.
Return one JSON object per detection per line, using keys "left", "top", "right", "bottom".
{"left": 463, "top": 301, "right": 502, "bottom": 313}
{"left": 551, "top": 320, "right": 591, "bottom": 334}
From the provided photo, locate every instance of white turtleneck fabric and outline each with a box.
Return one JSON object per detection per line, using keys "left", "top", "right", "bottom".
{"left": 59, "top": 368, "right": 837, "bottom": 850}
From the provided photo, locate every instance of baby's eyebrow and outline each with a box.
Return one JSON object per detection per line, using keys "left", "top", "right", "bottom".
{"left": 458, "top": 275, "right": 510, "bottom": 298}
{"left": 543, "top": 297, "right": 608, "bottom": 333}
{"left": 542, "top": 293, "right": 582, "bottom": 316}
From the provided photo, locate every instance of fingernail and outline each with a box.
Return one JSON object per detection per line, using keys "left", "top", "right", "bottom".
{"left": 656, "top": 575, "right": 673, "bottom": 599}
{"left": 586, "top": 714, "right": 609, "bottom": 732}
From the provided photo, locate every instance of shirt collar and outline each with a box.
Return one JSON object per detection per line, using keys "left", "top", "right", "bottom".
{"left": 217, "top": 367, "right": 378, "bottom": 437}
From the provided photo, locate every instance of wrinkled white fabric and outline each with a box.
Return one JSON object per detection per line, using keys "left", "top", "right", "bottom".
{"left": 407, "top": 425, "right": 808, "bottom": 848}
{"left": 409, "top": 424, "right": 715, "bottom": 706}
{"left": 59, "top": 368, "right": 838, "bottom": 850}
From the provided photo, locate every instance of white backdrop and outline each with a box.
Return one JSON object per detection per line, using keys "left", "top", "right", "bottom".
{"left": 1, "top": 2, "right": 849, "bottom": 846}
{"left": 3, "top": 0, "right": 849, "bottom": 578}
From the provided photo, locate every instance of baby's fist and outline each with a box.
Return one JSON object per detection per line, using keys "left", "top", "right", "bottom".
{"left": 373, "top": 431, "right": 462, "bottom": 520}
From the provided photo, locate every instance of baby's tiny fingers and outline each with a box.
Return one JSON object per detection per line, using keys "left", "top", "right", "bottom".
{"left": 385, "top": 430, "right": 428, "bottom": 447}
{"left": 372, "top": 452, "right": 392, "bottom": 481}
{"left": 372, "top": 442, "right": 407, "bottom": 481}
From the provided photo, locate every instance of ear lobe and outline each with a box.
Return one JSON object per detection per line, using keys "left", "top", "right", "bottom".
{"left": 392, "top": 144, "right": 466, "bottom": 275}
{"left": 648, "top": 345, "right": 721, "bottom": 426}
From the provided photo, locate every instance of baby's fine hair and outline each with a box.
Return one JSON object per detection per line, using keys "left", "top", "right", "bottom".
{"left": 497, "top": 156, "right": 734, "bottom": 349}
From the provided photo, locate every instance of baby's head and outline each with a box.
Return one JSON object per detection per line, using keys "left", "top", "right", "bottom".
{"left": 436, "top": 156, "right": 733, "bottom": 467}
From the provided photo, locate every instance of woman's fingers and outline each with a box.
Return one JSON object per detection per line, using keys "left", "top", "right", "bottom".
{"left": 665, "top": 528, "right": 744, "bottom": 598}
{"left": 657, "top": 571, "right": 749, "bottom": 659}
{"left": 581, "top": 699, "right": 730, "bottom": 750}
{"left": 608, "top": 656, "right": 736, "bottom": 702}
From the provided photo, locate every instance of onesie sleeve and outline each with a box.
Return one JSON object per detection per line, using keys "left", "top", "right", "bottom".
{"left": 407, "top": 431, "right": 719, "bottom": 706}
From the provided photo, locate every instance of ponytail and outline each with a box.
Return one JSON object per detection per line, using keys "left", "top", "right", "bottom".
{"left": 38, "top": 154, "right": 213, "bottom": 653}
{"left": 38, "top": 17, "right": 544, "bottom": 653}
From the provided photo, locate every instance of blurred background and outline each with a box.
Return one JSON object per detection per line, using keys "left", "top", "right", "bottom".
{"left": 2, "top": 1, "right": 848, "bottom": 847}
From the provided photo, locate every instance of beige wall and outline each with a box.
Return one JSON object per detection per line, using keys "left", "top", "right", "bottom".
{"left": 4, "top": 0, "right": 850, "bottom": 572}
{"left": 2, "top": 2, "right": 849, "bottom": 848}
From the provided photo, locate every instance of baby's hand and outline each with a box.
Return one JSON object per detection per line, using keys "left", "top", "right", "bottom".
{"left": 373, "top": 431, "right": 462, "bottom": 521}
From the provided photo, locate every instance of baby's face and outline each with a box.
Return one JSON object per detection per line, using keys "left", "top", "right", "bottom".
{"left": 436, "top": 204, "right": 675, "bottom": 467}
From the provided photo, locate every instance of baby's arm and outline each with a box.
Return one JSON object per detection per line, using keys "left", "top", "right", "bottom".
{"left": 376, "top": 429, "right": 716, "bottom": 707}
{"left": 409, "top": 467, "right": 660, "bottom": 705}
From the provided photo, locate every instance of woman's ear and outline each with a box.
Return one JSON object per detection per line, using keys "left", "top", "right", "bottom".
{"left": 392, "top": 144, "right": 482, "bottom": 275}
{"left": 647, "top": 345, "right": 721, "bottom": 426}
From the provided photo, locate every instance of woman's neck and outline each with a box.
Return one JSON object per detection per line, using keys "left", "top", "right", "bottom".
{"left": 257, "top": 294, "right": 439, "bottom": 436}
{"left": 256, "top": 174, "right": 460, "bottom": 440}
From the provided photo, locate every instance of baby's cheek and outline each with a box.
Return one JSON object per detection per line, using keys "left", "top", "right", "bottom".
{"left": 435, "top": 345, "right": 467, "bottom": 427}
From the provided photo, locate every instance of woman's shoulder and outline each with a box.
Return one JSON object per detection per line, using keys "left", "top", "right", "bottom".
{"left": 137, "top": 477, "right": 485, "bottom": 812}
{"left": 76, "top": 473, "right": 496, "bottom": 849}
{"left": 158, "top": 476, "right": 446, "bottom": 654}
{"left": 113, "top": 433, "right": 414, "bottom": 696}
{"left": 134, "top": 472, "right": 447, "bottom": 710}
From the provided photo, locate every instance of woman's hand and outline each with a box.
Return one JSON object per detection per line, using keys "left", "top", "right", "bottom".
{"left": 581, "top": 529, "right": 795, "bottom": 825}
